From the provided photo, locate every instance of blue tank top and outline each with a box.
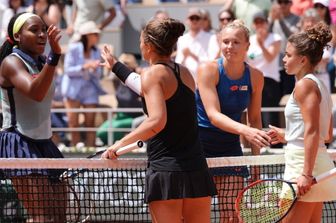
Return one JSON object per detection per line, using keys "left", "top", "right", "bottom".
{"left": 195, "top": 58, "right": 252, "bottom": 141}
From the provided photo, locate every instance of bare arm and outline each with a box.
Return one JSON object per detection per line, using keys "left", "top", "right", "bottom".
{"left": 46, "top": 4, "right": 62, "bottom": 26}
{"left": 295, "top": 78, "right": 321, "bottom": 195}
{"left": 102, "top": 66, "right": 167, "bottom": 158}
{"left": 259, "top": 39, "right": 281, "bottom": 62}
{"left": 98, "top": 7, "right": 116, "bottom": 30}
{"left": 246, "top": 67, "right": 265, "bottom": 155}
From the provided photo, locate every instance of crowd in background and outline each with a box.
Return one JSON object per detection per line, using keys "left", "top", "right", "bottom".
{"left": 0, "top": 0, "right": 336, "bottom": 150}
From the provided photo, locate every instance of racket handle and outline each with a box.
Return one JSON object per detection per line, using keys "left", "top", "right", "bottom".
{"left": 115, "top": 140, "right": 144, "bottom": 156}
{"left": 314, "top": 168, "right": 336, "bottom": 183}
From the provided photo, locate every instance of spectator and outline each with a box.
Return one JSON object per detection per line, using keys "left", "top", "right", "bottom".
{"left": 291, "top": 0, "right": 314, "bottom": 16}
{"left": 153, "top": 8, "right": 169, "bottom": 20}
{"left": 269, "top": 0, "right": 300, "bottom": 95}
{"left": 300, "top": 8, "right": 332, "bottom": 92}
{"left": 247, "top": 11, "right": 282, "bottom": 129}
{"left": 26, "top": 0, "right": 63, "bottom": 27}
{"left": 62, "top": 20, "right": 105, "bottom": 148}
{"left": 218, "top": 7, "right": 235, "bottom": 31}
{"left": 313, "top": 0, "right": 332, "bottom": 25}
{"left": 0, "top": 0, "right": 26, "bottom": 41}
{"left": 67, "top": 0, "right": 116, "bottom": 37}
{"left": 230, "top": 0, "right": 272, "bottom": 31}
{"left": 200, "top": 9, "right": 214, "bottom": 33}
{"left": 51, "top": 54, "right": 69, "bottom": 147}
{"left": 175, "top": 7, "right": 213, "bottom": 80}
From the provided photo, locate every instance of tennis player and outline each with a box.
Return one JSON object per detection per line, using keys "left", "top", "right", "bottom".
{"left": 268, "top": 22, "right": 336, "bottom": 222}
{"left": 101, "top": 18, "right": 217, "bottom": 223}
{"left": 0, "top": 12, "right": 65, "bottom": 222}
{"left": 195, "top": 20, "right": 271, "bottom": 222}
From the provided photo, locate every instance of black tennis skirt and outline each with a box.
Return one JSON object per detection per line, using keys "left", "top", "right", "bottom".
{"left": 0, "top": 128, "right": 64, "bottom": 180}
{"left": 145, "top": 167, "right": 217, "bottom": 203}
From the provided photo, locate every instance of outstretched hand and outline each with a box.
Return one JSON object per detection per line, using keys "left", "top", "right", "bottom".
{"left": 243, "top": 127, "right": 271, "bottom": 149}
{"left": 47, "top": 24, "right": 62, "bottom": 54}
{"left": 267, "top": 125, "right": 286, "bottom": 145}
{"left": 100, "top": 44, "right": 117, "bottom": 70}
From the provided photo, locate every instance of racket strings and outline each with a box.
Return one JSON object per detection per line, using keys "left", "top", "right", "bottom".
{"left": 238, "top": 180, "right": 295, "bottom": 223}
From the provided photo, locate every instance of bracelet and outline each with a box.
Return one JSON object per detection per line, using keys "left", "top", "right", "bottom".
{"left": 112, "top": 150, "right": 118, "bottom": 157}
{"left": 112, "top": 62, "right": 133, "bottom": 83}
{"left": 301, "top": 173, "right": 314, "bottom": 179}
{"left": 46, "top": 51, "right": 61, "bottom": 66}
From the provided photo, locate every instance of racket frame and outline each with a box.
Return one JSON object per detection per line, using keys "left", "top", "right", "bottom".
{"left": 235, "top": 178, "right": 297, "bottom": 223}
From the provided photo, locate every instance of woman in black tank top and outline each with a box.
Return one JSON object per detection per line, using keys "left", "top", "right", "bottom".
{"left": 101, "top": 18, "right": 216, "bottom": 223}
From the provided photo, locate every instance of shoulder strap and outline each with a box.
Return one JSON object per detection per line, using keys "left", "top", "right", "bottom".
{"left": 217, "top": 57, "right": 224, "bottom": 76}
{"left": 155, "top": 62, "right": 181, "bottom": 82}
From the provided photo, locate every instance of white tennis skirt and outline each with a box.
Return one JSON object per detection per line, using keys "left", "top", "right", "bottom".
{"left": 283, "top": 145, "right": 336, "bottom": 202}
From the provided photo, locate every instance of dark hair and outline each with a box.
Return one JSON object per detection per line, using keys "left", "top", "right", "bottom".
{"left": 218, "top": 8, "right": 236, "bottom": 21}
{"left": 288, "top": 22, "right": 332, "bottom": 66}
{"left": 9, "top": 0, "right": 25, "bottom": 9}
{"left": 142, "top": 18, "right": 185, "bottom": 56}
{"left": 0, "top": 12, "right": 25, "bottom": 65}
{"left": 80, "top": 34, "right": 97, "bottom": 53}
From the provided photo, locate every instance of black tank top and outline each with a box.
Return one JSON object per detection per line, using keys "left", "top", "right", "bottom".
{"left": 142, "top": 63, "right": 207, "bottom": 171}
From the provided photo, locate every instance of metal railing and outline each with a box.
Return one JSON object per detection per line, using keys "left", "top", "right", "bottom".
{"left": 51, "top": 107, "right": 288, "bottom": 146}
{"left": 51, "top": 107, "right": 143, "bottom": 145}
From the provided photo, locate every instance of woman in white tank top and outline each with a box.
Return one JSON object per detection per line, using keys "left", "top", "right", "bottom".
{"left": 267, "top": 22, "right": 336, "bottom": 223}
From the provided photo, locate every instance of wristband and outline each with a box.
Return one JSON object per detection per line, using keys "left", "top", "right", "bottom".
{"left": 112, "top": 62, "right": 133, "bottom": 83}
{"left": 125, "top": 72, "right": 141, "bottom": 95}
{"left": 46, "top": 51, "right": 61, "bottom": 66}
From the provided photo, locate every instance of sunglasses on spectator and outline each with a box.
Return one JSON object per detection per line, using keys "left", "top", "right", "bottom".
{"left": 277, "top": 0, "right": 292, "bottom": 4}
{"left": 314, "top": 3, "right": 326, "bottom": 9}
{"left": 219, "top": 17, "right": 233, "bottom": 22}
{"left": 189, "top": 16, "right": 201, "bottom": 21}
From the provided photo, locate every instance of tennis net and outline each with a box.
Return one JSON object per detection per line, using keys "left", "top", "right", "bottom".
{"left": 0, "top": 151, "right": 335, "bottom": 223}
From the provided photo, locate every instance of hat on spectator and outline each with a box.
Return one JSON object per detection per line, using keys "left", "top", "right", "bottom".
{"left": 313, "top": 0, "right": 329, "bottom": 7}
{"left": 187, "top": 7, "right": 202, "bottom": 18}
{"left": 78, "top": 21, "right": 101, "bottom": 36}
{"left": 252, "top": 11, "right": 268, "bottom": 22}
{"left": 70, "top": 21, "right": 101, "bottom": 42}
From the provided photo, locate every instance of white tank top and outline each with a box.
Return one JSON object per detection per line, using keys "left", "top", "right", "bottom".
{"left": 284, "top": 74, "right": 332, "bottom": 148}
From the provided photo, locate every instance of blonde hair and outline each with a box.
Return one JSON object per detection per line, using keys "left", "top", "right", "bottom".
{"left": 221, "top": 19, "right": 250, "bottom": 41}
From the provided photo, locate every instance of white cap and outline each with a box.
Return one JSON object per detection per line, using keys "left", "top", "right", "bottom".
{"left": 313, "top": 0, "right": 329, "bottom": 7}
{"left": 78, "top": 21, "right": 101, "bottom": 36}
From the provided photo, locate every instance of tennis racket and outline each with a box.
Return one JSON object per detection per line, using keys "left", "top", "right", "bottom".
{"left": 60, "top": 140, "right": 145, "bottom": 222}
{"left": 235, "top": 168, "right": 336, "bottom": 223}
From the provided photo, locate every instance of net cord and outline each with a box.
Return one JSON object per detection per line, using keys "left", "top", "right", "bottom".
{"left": 0, "top": 150, "right": 334, "bottom": 169}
